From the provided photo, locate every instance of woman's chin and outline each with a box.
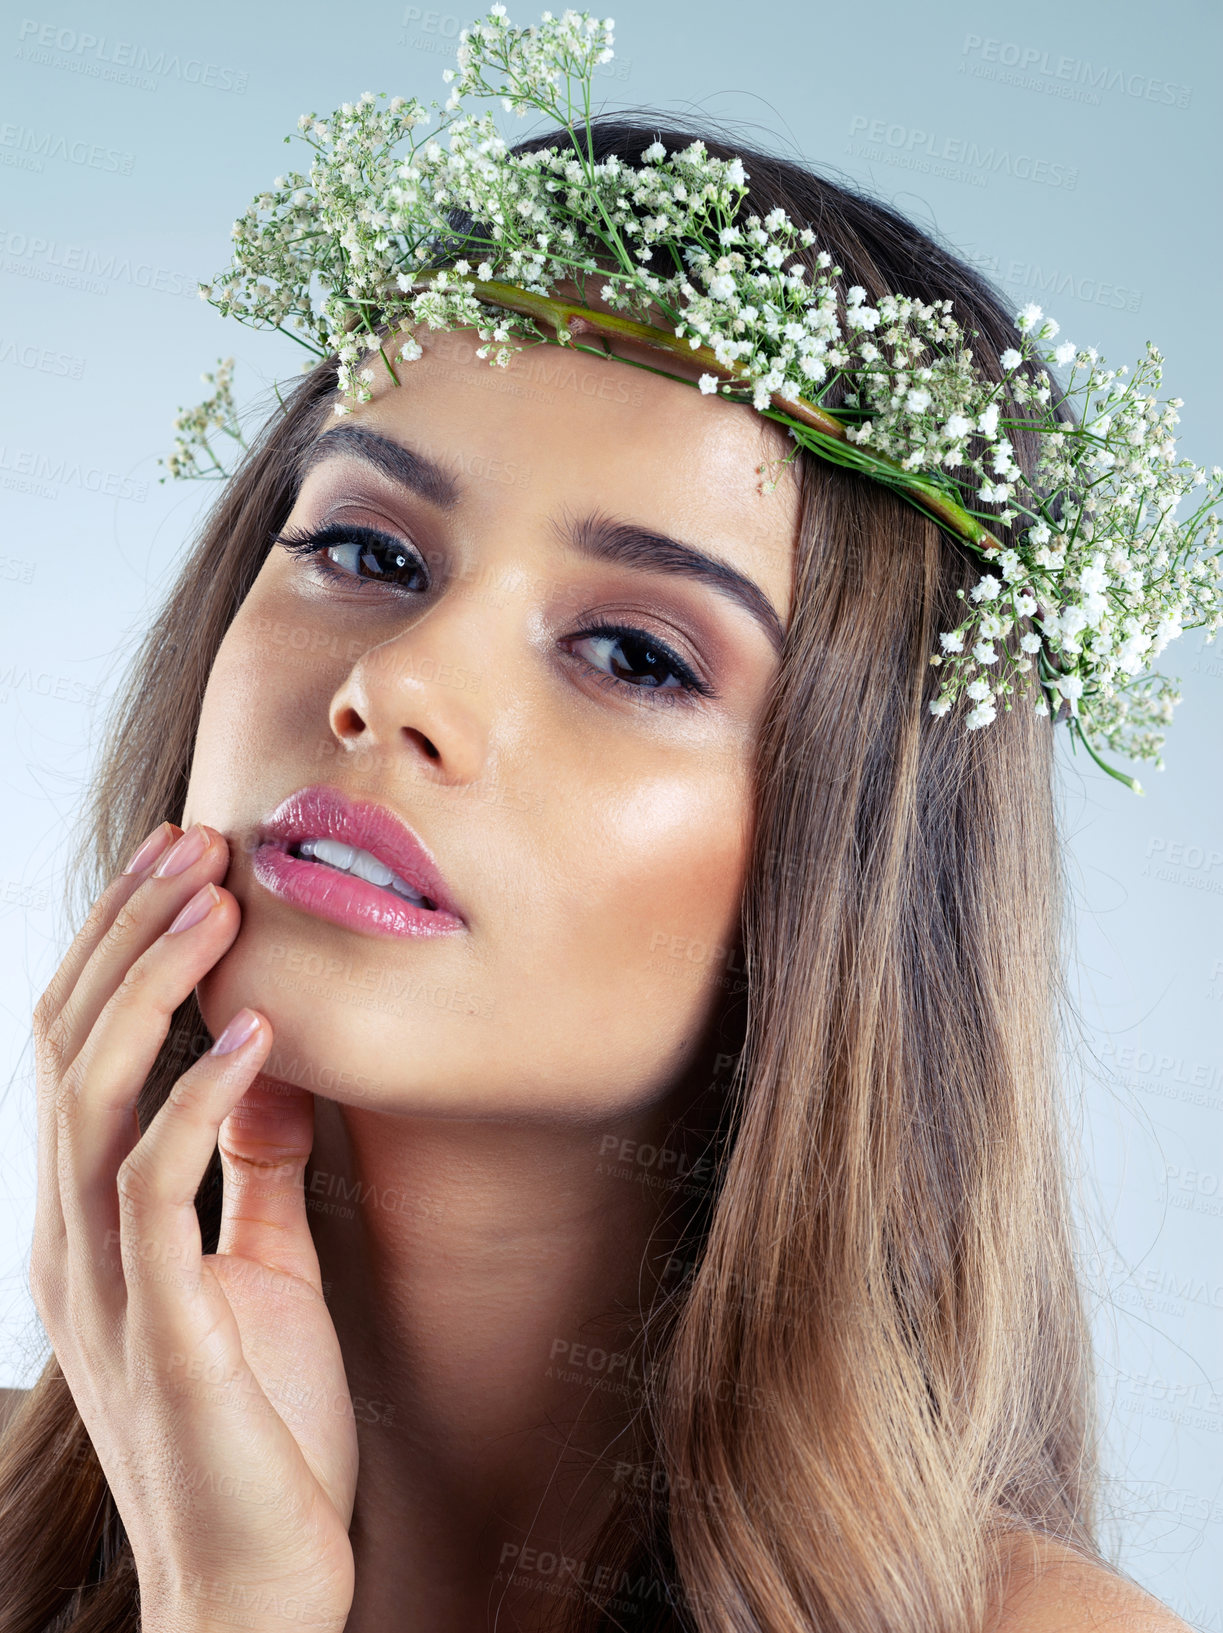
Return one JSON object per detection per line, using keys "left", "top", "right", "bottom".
{"left": 194, "top": 934, "right": 453, "bottom": 1112}
{"left": 195, "top": 958, "right": 386, "bottom": 1109}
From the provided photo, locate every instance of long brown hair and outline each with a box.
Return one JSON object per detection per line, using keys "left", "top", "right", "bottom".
{"left": 1, "top": 113, "right": 1109, "bottom": 1632}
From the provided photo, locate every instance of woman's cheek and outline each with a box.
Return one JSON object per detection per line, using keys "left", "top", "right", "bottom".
{"left": 489, "top": 768, "right": 748, "bottom": 1098}
{"left": 191, "top": 618, "right": 329, "bottom": 806}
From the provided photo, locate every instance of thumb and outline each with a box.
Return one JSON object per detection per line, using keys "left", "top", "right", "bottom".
{"left": 216, "top": 1063, "right": 324, "bottom": 1292}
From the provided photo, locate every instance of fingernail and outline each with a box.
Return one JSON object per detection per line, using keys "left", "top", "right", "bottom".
{"left": 154, "top": 824, "right": 211, "bottom": 879}
{"left": 167, "top": 882, "right": 221, "bottom": 935}
{"left": 210, "top": 1008, "right": 260, "bottom": 1056}
{"left": 122, "top": 822, "right": 175, "bottom": 876}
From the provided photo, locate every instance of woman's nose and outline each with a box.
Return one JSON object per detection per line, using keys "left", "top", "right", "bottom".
{"left": 326, "top": 607, "right": 498, "bottom": 785}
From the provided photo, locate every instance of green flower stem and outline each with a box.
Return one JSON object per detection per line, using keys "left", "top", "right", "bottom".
{"left": 230, "top": 309, "right": 326, "bottom": 357}
{"left": 401, "top": 273, "right": 1007, "bottom": 559}
{"left": 1066, "top": 714, "right": 1144, "bottom": 793}
{"left": 377, "top": 341, "right": 401, "bottom": 384}
{"left": 179, "top": 22, "right": 1223, "bottom": 796}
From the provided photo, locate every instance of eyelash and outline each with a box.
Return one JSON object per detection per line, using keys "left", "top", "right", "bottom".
{"left": 269, "top": 522, "right": 715, "bottom": 707}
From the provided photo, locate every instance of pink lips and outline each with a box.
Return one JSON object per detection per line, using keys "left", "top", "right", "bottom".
{"left": 251, "top": 783, "right": 466, "bottom": 939}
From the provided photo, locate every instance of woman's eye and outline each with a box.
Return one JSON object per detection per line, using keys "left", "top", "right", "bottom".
{"left": 271, "top": 524, "right": 713, "bottom": 710}
{"left": 272, "top": 522, "right": 430, "bottom": 593}
{"left": 567, "top": 623, "right": 712, "bottom": 704}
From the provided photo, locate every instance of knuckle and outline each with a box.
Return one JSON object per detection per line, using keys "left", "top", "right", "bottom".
{"left": 57, "top": 1062, "right": 86, "bottom": 1107}
{"left": 33, "top": 985, "right": 60, "bottom": 1036}
{"left": 38, "top": 1019, "right": 71, "bottom": 1075}
{"left": 106, "top": 897, "right": 145, "bottom": 947}
{"left": 67, "top": 894, "right": 115, "bottom": 958}
{"left": 107, "top": 960, "right": 167, "bottom": 1027}
{"left": 84, "top": 882, "right": 121, "bottom": 932}
{"left": 116, "top": 1153, "right": 156, "bottom": 1212}
{"left": 55, "top": 1077, "right": 81, "bottom": 1131}
{"left": 93, "top": 907, "right": 146, "bottom": 975}
{"left": 167, "top": 1068, "right": 216, "bottom": 1122}
{"left": 28, "top": 1251, "right": 63, "bottom": 1321}
{"left": 114, "top": 950, "right": 154, "bottom": 1002}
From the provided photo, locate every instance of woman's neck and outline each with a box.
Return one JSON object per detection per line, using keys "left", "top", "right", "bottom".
{"left": 303, "top": 1074, "right": 715, "bottom": 1632}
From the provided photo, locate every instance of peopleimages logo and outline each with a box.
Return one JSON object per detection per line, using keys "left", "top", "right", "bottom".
{"left": 0, "top": 443, "right": 148, "bottom": 502}
{"left": 967, "top": 252, "right": 1143, "bottom": 316}
{"left": 960, "top": 34, "right": 1191, "bottom": 110}
{"left": 0, "top": 121, "right": 134, "bottom": 176}
{"left": 0, "top": 336, "right": 85, "bottom": 379}
{"left": 846, "top": 116, "right": 1078, "bottom": 191}
{"left": 0, "top": 226, "right": 197, "bottom": 299}
{"left": 15, "top": 18, "right": 248, "bottom": 95}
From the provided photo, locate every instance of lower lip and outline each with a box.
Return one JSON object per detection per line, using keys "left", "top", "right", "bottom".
{"left": 251, "top": 844, "right": 465, "bottom": 939}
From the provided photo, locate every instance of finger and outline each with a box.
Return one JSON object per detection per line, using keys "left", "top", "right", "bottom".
{"left": 52, "top": 824, "right": 229, "bottom": 1073}
{"left": 116, "top": 1010, "right": 274, "bottom": 1323}
{"left": 34, "top": 823, "right": 181, "bottom": 1051}
{"left": 32, "top": 821, "right": 181, "bottom": 1267}
{"left": 216, "top": 1074, "right": 326, "bottom": 1295}
{"left": 60, "top": 883, "right": 243, "bottom": 1299}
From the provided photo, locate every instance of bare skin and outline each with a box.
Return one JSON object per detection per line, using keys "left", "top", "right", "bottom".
{"left": 32, "top": 827, "right": 357, "bottom": 1632}
{"left": 186, "top": 323, "right": 799, "bottom": 1631}
{"left": 986, "top": 1533, "right": 1192, "bottom": 1632}
{"left": 27, "top": 316, "right": 1193, "bottom": 1631}
{"left": 33, "top": 320, "right": 800, "bottom": 1632}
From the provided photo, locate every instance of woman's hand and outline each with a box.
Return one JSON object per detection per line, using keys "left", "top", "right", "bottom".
{"left": 30, "top": 822, "right": 358, "bottom": 1633}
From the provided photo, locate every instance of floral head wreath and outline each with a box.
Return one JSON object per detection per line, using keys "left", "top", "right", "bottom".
{"left": 164, "top": 5, "right": 1223, "bottom": 795}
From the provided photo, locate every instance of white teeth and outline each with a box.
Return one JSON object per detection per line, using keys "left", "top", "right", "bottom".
{"left": 296, "top": 836, "right": 431, "bottom": 907}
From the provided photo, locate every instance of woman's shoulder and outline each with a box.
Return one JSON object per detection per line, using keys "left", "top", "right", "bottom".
{"left": 0, "top": 1408, "right": 1197, "bottom": 1633}
{"left": 988, "top": 1530, "right": 1192, "bottom": 1633}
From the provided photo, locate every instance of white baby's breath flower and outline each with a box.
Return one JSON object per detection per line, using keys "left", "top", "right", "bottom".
{"left": 1055, "top": 674, "right": 1084, "bottom": 715}
{"left": 970, "top": 574, "right": 1002, "bottom": 603}
{"left": 180, "top": 8, "right": 1222, "bottom": 790}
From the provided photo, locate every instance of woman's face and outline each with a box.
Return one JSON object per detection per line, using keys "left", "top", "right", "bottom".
{"left": 183, "top": 322, "right": 799, "bottom": 1122}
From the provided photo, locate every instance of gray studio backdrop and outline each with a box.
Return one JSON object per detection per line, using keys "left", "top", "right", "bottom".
{"left": 1, "top": 0, "right": 1220, "bottom": 1620}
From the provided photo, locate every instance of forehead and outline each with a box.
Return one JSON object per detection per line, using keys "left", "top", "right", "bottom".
{"left": 323, "top": 323, "right": 800, "bottom": 624}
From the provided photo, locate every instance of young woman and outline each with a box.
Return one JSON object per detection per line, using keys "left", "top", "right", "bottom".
{"left": 0, "top": 102, "right": 1196, "bottom": 1633}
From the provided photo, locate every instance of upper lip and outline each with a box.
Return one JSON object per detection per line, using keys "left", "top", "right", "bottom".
{"left": 255, "top": 783, "right": 465, "bottom": 922}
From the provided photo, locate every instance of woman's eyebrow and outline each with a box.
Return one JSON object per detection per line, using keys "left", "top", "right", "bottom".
{"left": 298, "top": 426, "right": 786, "bottom": 653}
{"left": 563, "top": 511, "right": 786, "bottom": 655}
{"left": 299, "top": 425, "right": 462, "bottom": 509}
